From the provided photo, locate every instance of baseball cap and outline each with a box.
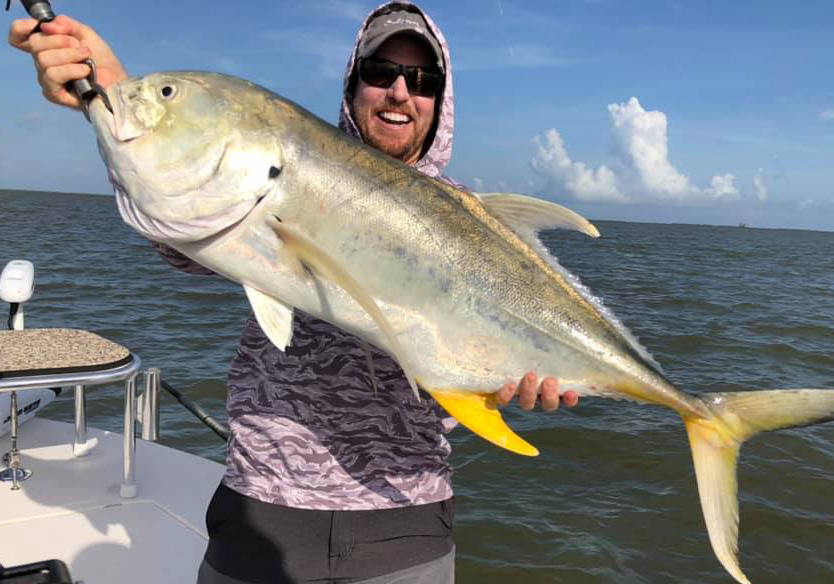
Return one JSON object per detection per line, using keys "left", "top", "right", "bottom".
{"left": 358, "top": 8, "right": 445, "bottom": 73}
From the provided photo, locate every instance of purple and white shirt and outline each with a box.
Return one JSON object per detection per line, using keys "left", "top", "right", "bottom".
{"left": 156, "top": 2, "right": 461, "bottom": 510}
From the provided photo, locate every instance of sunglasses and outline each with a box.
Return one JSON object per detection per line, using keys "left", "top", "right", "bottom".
{"left": 358, "top": 57, "right": 444, "bottom": 98}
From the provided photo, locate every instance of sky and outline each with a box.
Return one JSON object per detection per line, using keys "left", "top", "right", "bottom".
{"left": 1, "top": 0, "right": 833, "bottom": 230}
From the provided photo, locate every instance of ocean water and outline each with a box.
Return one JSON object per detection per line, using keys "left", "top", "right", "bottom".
{"left": 2, "top": 189, "right": 833, "bottom": 583}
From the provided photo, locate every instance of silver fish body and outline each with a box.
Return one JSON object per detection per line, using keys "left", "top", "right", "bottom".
{"left": 89, "top": 72, "right": 834, "bottom": 584}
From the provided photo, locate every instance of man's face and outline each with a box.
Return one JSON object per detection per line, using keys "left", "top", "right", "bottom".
{"left": 351, "top": 35, "right": 438, "bottom": 166}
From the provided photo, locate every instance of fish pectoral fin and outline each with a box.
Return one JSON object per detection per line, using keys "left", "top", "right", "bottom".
{"left": 426, "top": 389, "right": 539, "bottom": 457}
{"left": 244, "top": 284, "right": 294, "bottom": 350}
{"left": 267, "top": 216, "right": 421, "bottom": 400}
{"left": 476, "top": 192, "right": 600, "bottom": 238}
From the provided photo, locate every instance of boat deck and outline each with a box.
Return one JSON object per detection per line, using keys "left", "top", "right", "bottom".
{"left": 0, "top": 417, "right": 224, "bottom": 583}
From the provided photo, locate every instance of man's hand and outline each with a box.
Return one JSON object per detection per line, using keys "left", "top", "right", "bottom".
{"left": 8, "top": 15, "right": 127, "bottom": 110}
{"left": 495, "top": 373, "right": 579, "bottom": 411}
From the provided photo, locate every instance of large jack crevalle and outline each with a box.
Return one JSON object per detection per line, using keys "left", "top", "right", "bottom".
{"left": 89, "top": 72, "right": 834, "bottom": 584}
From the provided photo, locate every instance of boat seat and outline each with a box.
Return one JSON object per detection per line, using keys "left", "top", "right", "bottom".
{"left": 0, "top": 328, "right": 141, "bottom": 497}
{"left": 0, "top": 328, "right": 132, "bottom": 378}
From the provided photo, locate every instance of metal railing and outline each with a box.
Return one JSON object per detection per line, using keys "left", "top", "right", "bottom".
{"left": 2, "top": 363, "right": 229, "bottom": 498}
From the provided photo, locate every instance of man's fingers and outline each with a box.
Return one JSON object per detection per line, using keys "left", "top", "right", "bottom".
{"left": 518, "top": 372, "right": 538, "bottom": 410}
{"left": 540, "top": 377, "right": 560, "bottom": 411}
{"left": 495, "top": 382, "right": 515, "bottom": 406}
{"left": 28, "top": 32, "right": 81, "bottom": 54}
{"left": 40, "top": 15, "right": 87, "bottom": 40}
{"left": 561, "top": 390, "right": 579, "bottom": 408}
{"left": 35, "top": 45, "right": 91, "bottom": 71}
{"left": 9, "top": 18, "right": 38, "bottom": 51}
{"left": 38, "top": 62, "right": 90, "bottom": 108}
{"left": 42, "top": 61, "right": 92, "bottom": 87}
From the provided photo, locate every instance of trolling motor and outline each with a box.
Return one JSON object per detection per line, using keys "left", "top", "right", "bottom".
{"left": 0, "top": 261, "right": 36, "bottom": 488}
{"left": 0, "top": 260, "right": 33, "bottom": 330}
{"left": 5, "top": 0, "right": 112, "bottom": 120}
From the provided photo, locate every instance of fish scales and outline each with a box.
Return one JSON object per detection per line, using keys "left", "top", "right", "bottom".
{"left": 88, "top": 71, "right": 834, "bottom": 584}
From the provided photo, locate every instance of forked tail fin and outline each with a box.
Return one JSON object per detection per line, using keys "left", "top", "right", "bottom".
{"left": 683, "top": 389, "right": 834, "bottom": 584}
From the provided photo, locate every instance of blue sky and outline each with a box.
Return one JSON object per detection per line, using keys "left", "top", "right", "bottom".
{"left": 2, "top": 0, "right": 833, "bottom": 230}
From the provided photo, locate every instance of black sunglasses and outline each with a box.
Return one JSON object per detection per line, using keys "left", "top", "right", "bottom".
{"left": 358, "top": 57, "right": 444, "bottom": 98}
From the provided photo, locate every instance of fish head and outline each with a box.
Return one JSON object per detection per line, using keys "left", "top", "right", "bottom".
{"left": 90, "top": 72, "right": 282, "bottom": 243}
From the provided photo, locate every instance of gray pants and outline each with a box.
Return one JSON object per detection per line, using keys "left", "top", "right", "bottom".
{"left": 197, "top": 546, "right": 455, "bottom": 584}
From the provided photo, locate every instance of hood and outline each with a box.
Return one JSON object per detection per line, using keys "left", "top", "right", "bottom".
{"left": 338, "top": 1, "right": 455, "bottom": 179}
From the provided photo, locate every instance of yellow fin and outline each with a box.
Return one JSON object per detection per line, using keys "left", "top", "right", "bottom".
{"left": 683, "top": 388, "right": 834, "bottom": 584}
{"left": 426, "top": 389, "right": 539, "bottom": 457}
{"left": 683, "top": 416, "right": 748, "bottom": 584}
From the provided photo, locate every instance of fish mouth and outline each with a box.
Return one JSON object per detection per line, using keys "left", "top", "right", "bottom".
{"left": 89, "top": 84, "right": 144, "bottom": 146}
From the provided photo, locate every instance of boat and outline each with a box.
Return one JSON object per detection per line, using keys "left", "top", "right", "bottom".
{"left": 0, "top": 259, "right": 224, "bottom": 583}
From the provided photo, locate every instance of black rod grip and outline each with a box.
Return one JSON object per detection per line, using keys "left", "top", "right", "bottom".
{"left": 19, "top": 0, "right": 96, "bottom": 107}
{"left": 22, "top": 0, "right": 54, "bottom": 22}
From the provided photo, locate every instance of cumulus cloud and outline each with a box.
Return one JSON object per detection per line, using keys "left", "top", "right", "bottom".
{"left": 820, "top": 110, "right": 834, "bottom": 122}
{"left": 532, "top": 97, "right": 740, "bottom": 204}
{"left": 705, "top": 174, "right": 740, "bottom": 200}
{"left": 753, "top": 168, "right": 768, "bottom": 201}
{"left": 531, "top": 129, "right": 625, "bottom": 203}
{"left": 608, "top": 97, "right": 697, "bottom": 199}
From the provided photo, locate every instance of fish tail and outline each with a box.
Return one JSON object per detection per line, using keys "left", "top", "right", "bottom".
{"left": 683, "top": 389, "right": 834, "bottom": 584}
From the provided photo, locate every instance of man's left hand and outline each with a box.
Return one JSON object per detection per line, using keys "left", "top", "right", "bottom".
{"left": 495, "top": 373, "right": 579, "bottom": 411}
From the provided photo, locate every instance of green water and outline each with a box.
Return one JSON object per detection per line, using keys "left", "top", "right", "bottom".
{"left": 2, "top": 189, "right": 833, "bottom": 583}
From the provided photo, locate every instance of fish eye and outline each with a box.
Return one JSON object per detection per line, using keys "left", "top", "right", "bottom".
{"left": 159, "top": 84, "right": 177, "bottom": 100}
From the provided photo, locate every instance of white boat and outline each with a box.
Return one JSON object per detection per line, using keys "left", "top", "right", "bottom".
{"left": 0, "top": 260, "right": 224, "bottom": 583}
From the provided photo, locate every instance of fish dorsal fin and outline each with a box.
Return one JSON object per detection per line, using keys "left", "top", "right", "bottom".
{"left": 475, "top": 193, "right": 662, "bottom": 374}
{"left": 267, "top": 216, "right": 421, "bottom": 400}
{"left": 476, "top": 192, "right": 600, "bottom": 241}
{"left": 244, "top": 284, "right": 294, "bottom": 350}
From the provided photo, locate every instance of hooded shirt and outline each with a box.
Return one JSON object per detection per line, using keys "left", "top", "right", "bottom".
{"left": 155, "top": 1, "right": 459, "bottom": 510}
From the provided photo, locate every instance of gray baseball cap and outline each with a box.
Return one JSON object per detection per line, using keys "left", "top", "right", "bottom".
{"left": 358, "top": 8, "right": 445, "bottom": 73}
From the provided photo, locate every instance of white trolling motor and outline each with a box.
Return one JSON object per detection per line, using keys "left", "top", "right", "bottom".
{"left": 0, "top": 260, "right": 58, "bottom": 439}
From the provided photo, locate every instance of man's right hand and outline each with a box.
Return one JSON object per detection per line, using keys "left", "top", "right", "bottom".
{"left": 8, "top": 14, "right": 128, "bottom": 110}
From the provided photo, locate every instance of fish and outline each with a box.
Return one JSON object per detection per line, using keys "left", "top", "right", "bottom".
{"left": 88, "top": 71, "right": 834, "bottom": 584}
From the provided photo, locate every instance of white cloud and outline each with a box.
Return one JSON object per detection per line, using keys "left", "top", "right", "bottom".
{"left": 819, "top": 110, "right": 834, "bottom": 122}
{"left": 532, "top": 97, "right": 739, "bottom": 204}
{"left": 473, "top": 177, "right": 485, "bottom": 191}
{"left": 608, "top": 97, "right": 697, "bottom": 199}
{"left": 704, "top": 174, "right": 739, "bottom": 200}
{"left": 753, "top": 168, "right": 768, "bottom": 201}
{"left": 531, "top": 129, "right": 626, "bottom": 203}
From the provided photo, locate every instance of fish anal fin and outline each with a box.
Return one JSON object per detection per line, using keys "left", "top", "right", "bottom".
{"left": 426, "top": 388, "right": 539, "bottom": 457}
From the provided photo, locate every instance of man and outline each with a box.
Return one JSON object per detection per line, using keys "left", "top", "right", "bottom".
{"left": 10, "top": 3, "right": 578, "bottom": 583}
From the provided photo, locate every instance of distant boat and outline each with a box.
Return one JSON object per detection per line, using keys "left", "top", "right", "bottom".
{"left": 738, "top": 222, "right": 749, "bottom": 228}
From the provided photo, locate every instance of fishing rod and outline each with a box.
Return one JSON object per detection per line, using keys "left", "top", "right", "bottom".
{"left": 5, "top": 0, "right": 112, "bottom": 120}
